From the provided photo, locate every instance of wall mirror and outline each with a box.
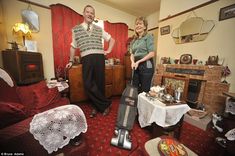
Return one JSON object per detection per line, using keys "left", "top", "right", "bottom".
{"left": 172, "top": 17, "right": 215, "bottom": 44}
{"left": 21, "top": 4, "right": 40, "bottom": 33}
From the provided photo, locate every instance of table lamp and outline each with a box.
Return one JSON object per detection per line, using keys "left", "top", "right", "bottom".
{"left": 12, "top": 22, "right": 31, "bottom": 46}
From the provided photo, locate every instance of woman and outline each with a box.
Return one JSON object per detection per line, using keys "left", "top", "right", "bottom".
{"left": 130, "top": 16, "right": 155, "bottom": 93}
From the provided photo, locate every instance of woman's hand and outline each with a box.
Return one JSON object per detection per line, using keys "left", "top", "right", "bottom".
{"left": 135, "top": 61, "right": 140, "bottom": 69}
{"left": 131, "top": 62, "right": 136, "bottom": 69}
{"left": 131, "top": 61, "right": 139, "bottom": 70}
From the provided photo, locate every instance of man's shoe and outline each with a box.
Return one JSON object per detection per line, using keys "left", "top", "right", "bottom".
{"left": 216, "top": 137, "right": 227, "bottom": 148}
{"left": 90, "top": 109, "right": 97, "bottom": 118}
{"left": 70, "top": 136, "right": 82, "bottom": 146}
{"left": 103, "top": 107, "right": 110, "bottom": 116}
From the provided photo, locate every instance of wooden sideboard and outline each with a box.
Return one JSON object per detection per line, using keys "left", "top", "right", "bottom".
{"left": 68, "top": 64, "right": 125, "bottom": 103}
{"left": 2, "top": 50, "right": 44, "bottom": 85}
{"left": 124, "top": 53, "right": 131, "bottom": 81}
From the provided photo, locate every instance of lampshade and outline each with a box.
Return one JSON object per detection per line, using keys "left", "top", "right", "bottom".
{"left": 12, "top": 22, "right": 31, "bottom": 46}
{"left": 12, "top": 22, "right": 31, "bottom": 37}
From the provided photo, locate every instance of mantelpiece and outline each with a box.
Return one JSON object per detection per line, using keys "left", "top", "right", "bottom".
{"left": 153, "top": 64, "right": 229, "bottom": 114}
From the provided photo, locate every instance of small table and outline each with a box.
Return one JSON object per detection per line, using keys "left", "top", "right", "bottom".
{"left": 29, "top": 105, "right": 87, "bottom": 154}
{"left": 138, "top": 93, "right": 190, "bottom": 138}
{"left": 138, "top": 92, "right": 190, "bottom": 128}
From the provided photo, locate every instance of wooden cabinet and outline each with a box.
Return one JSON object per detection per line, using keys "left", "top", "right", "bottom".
{"left": 68, "top": 64, "right": 125, "bottom": 102}
{"left": 112, "top": 65, "right": 125, "bottom": 96}
{"left": 124, "top": 53, "right": 131, "bottom": 80}
{"left": 2, "top": 50, "right": 44, "bottom": 85}
{"left": 68, "top": 65, "right": 87, "bottom": 102}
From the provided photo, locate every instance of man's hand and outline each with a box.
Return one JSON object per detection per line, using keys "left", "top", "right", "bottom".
{"left": 65, "top": 62, "right": 73, "bottom": 68}
{"left": 104, "top": 50, "right": 110, "bottom": 55}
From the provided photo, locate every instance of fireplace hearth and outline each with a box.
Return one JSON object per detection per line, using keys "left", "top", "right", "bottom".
{"left": 153, "top": 64, "right": 230, "bottom": 114}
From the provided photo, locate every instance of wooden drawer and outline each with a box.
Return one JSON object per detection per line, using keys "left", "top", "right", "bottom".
{"left": 105, "top": 65, "right": 113, "bottom": 85}
{"left": 105, "top": 84, "right": 112, "bottom": 98}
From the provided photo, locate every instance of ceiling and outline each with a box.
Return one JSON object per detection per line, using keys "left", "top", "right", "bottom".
{"left": 93, "top": 0, "right": 161, "bottom": 17}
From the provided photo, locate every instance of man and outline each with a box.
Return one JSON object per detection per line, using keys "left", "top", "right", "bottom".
{"left": 66, "top": 5, "right": 115, "bottom": 118}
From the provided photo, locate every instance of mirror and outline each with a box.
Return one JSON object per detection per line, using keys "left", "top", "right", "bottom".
{"left": 172, "top": 17, "right": 215, "bottom": 44}
{"left": 22, "top": 9, "right": 40, "bottom": 32}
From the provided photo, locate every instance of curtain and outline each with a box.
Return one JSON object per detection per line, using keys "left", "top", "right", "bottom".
{"left": 51, "top": 4, "right": 83, "bottom": 78}
{"left": 104, "top": 21, "right": 128, "bottom": 64}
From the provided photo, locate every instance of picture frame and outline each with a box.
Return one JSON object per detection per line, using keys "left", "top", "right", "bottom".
{"left": 219, "top": 4, "right": 235, "bottom": 21}
{"left": 160, "top": 25, "right": 170, "bottom": 35}
{"left": 25, "top": 40, "right": 37, "bottom": 52}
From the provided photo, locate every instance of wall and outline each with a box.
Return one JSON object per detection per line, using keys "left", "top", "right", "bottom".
{"left": 147, "top": 11, "right": 160, "bottom": 29}
{"left": 157, "top": 0, "right": 235, "bottom": 92}
{"left": 0, "top": 0, "right": 7, "bottom": 67}
{"left": 159, "top": 0, "right": 211, "bottom": 20}
{"left": 0, "top": 0, "right": 136, "bottom": 80}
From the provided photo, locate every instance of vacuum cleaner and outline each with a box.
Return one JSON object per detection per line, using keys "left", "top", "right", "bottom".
{"left": 111, "top": 70, "right": 138, "bottom": 150}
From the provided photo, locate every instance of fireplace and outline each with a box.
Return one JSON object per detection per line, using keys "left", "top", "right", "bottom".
{"left": 187, "top": 79, "right": 202, "bottom": 108}
{"left": 153, "top": 64, "right": 230, "bottom": 114}
{"left": 2, "top": 50, "right": 44, "bottom": 85}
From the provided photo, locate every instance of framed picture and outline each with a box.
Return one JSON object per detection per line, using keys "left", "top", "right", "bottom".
{"left": 162, "top": 75, "right": 189, "bottom": 101}
{"left": 219, "top": 4, "right": 235, "bottom": 21}
{"left": 160, "top": 25, "right": 170, "bottom": 35}
{"left": 25, "top": 40, "right": 37, "bottom": 52}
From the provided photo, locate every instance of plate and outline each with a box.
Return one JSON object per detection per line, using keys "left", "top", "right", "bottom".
{"left": 158, "top": 138, "right": 188, "bottom": 156}
{"left": 180, "top": 54, "right": 192, "bottom": 64}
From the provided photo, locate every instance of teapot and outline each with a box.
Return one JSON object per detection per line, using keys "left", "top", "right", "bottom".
{"left": 163, "top": 94, "right": 173, "bottom": 102}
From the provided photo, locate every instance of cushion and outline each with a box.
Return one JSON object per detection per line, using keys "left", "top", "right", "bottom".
{"left": 16, "top": 81, "right": 48, "bottom": 110}
{"left": 0, "top": 79, "right": 20, "bottom": 103}
{"left": 0, "top": 102, "right": 26, "bottom": 129}
{"left": 33, "top": 87, "right": 60, "bottom": 109}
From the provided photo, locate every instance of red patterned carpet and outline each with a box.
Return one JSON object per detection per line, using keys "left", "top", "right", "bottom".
{"left": 77, "top": 97, "right": 224, "bottom": 156}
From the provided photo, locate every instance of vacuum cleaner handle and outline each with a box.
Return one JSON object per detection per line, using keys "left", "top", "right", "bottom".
{"left": 130, "top": 69, "right": 135, "bottom": 85}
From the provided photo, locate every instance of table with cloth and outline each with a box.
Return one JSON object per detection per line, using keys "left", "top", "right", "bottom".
{"left": 29, "top": 105, "right": 87, "bottom": 154}
{"left": 137, "top": 92, "right": 191, "bottom": 138}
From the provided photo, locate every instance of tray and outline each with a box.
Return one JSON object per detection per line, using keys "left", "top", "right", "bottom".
{"left": 158, "top": 138, "right": 188, "bottom": 156}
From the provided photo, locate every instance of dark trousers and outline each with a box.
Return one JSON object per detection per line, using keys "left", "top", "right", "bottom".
{"left": 133, "top": 59, "right": 154, "bottom": 93}
{"left": 81, "top": 54, "right": 111, "bottom": 112}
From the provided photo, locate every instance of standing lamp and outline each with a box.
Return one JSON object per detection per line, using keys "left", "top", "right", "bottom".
{"left": 12, "top": 22, "right": 31, "bottom": 46}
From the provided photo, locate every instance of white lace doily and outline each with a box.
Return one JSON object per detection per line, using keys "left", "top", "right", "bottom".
{"left": 29, "top": 105, "right": 87, "bottom": 154}
{"left": 0, "top": 68, "right": 14, "bottom": 87}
